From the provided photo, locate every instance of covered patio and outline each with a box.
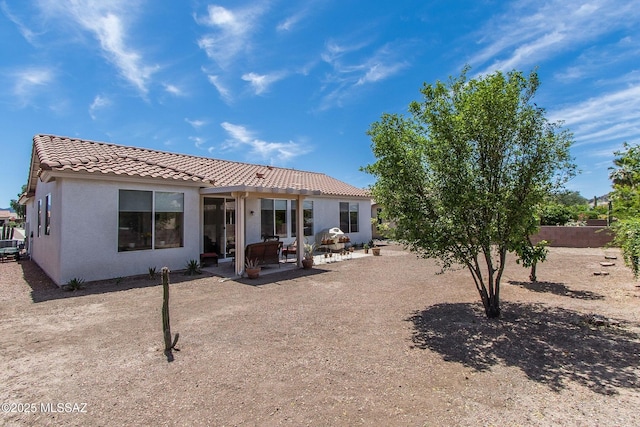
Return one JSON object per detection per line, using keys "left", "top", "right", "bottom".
{"left": 201, "top": 248, "right": 371, "bottom": 280}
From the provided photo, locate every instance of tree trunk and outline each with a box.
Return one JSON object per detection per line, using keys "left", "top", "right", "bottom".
{"left": 468, "top": 261, "right": 502, "bottom": 319}
{"left": 529, "top": 262, "right": 537, "bottom": 282}
{"left": 484, "top": 294, "right": 501, "bottom": 318}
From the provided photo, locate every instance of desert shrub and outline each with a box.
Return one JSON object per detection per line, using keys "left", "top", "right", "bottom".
{"left": 184, "top": 259, "right": 202, "bottom": 276}
{"left": 538, "top": 204, "right": 572, "bottom": 225}
{"left": 64, "top": 277, "right": 85, "bottom": 291}
{"left": 611, "top": 218, "right": 640, "bottom": 279}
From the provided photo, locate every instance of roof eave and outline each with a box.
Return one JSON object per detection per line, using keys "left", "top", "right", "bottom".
{"left": 200, "top": 185, "right": 322, "bottom": 196}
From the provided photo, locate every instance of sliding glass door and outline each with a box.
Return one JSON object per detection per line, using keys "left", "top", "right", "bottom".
{"left": 203, "top": 197, "right": 235, "bottom": 259}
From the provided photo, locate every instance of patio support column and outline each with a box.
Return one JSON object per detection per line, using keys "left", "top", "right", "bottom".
{"left": 233, "top": 192, "right": 247, "bottom": 276}
{"left": 296, "top": 195, "right": 304, "bottom": 267}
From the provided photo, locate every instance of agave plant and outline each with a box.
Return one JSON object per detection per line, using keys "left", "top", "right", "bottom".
{"left": 184, "top": 259, "right": 202, "bottom": 276}
{"left": 63, "top": 277, "right": 85, "bottom": 291}
{"left": 245, "top": 258, "right": 260, "bottom": 269}
{"left": 303, "top": 241, "right": 316, "bottom": 260}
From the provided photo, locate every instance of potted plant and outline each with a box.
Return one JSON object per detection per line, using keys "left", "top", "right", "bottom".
{"left": 302, "top": 242, "right": 315, "bottom": 269}
{"left": 245, "top": 258, "right": 261, "bottom": 279}
{"left": 363, "top": 243, "right": 369, "bottom": 254}
{"left": 372, "top": 245, "right": 381, "bottom": 256}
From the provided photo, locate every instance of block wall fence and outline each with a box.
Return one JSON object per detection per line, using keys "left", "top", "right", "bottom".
{"left": 530, "top": 226, "right": 614, "bottom": 248}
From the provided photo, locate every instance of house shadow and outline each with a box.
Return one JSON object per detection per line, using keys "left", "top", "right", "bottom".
{"left": 508, "top": 280, "right": 605, "bottom": 300}
{"left": 407, "top": 302, "right": 640, "bottom": 395}
{"left": 233, "top": 265, "right": 330, "bottom": 287}
{"left": 18, "top": 259, "right": 217, "bottom": 303}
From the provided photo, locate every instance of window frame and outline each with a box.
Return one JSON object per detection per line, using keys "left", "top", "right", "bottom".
{"left": 291, "top": 200, "right": 314, "bottom": 237}
{"left": 37, "top": 199, "right": 42, "bottom": 237}
{"left": 118, "top": 190, "right": 184, "bottom": 252}
{"left": 262, "top": 198, "right": 314, "bottom": 239}
{"left": 339, "top": 201, "right": 359, "bottom": 233}
{"left": 44, "top": 194, "right": 51, "bottom": 235}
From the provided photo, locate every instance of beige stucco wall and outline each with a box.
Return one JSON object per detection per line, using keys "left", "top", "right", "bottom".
{"left": 29, "top": 177, "right": 201, "bottom": 285}
{"left": 243, "top": 196, "right": 372, "bottom": 247}
{"left": 26, "top": 176, "right": 372, "bottom": 285}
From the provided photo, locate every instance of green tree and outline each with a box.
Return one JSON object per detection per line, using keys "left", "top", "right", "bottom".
{"left": 549, "top": 190, "right": 587, "bottom": 206}
{"left": 538, "top": 203, "right": 573, "bottom": 225}
{"left": 609, "top": 143, "right": 640, "bottom": 219}
{"left": 363, "top": 67, "right": 575, "bottom": 318}
{"left": 608, "top": 143, "right": 640, "bottom": 278}
{"left": 9, "top": 185, "right": 27, "bottom": 220}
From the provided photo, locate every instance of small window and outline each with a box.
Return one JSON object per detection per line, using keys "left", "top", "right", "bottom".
{"left": 340, "top": 202, "right": 359, "bottom": 233}
{"left": 291, "top": 200, "right": 314, "bottom": 237}
{"left": 37, "top": 199, "right": 42, "bottom": 237}
{"left": 45, "top": 194, "right": 51, "bottom": 235}
{"left": 261, "top": 199, "right": 288, "bottom": 238}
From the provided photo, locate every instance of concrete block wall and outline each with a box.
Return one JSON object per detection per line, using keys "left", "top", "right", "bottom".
{"left": 530, "top": 226, "right": 614, "bottom": 248}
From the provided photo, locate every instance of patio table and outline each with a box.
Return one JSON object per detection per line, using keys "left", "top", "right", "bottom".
{"left": 0, "top": 247, "right": 20, "bottom": 262}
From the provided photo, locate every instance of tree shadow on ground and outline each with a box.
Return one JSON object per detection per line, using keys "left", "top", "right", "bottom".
{"left": 407, "top": 302, "right": 640, "bottom": 395}
{"left": 508, "top": 280, "right": 605, "bottom": 300}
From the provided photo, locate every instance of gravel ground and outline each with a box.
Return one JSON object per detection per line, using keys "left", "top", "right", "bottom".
{"left": 1, "top": 244, "right": 639, "bottom": 426}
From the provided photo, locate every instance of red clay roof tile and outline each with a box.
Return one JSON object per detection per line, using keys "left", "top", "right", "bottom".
{"left": 29, "top": 135, "right": 369, "bottom": 198}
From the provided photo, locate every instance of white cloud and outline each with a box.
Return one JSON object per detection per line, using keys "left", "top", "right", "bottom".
{"left": 189, "top": 136, "right": 206, "bottom": 148}
{"left": 37, "top": 0, "right": 157, "bottom": 94}
{"left": 470, "top": 0, "right": 640, "bottom": 74}
{"left": 554, "top": 66, "right": 584, "bottom": 82}
{"left": 89, "top": 94, "right": 111, "bottom": 120}
{"left": 185, "top": 118, "right": 206, "bottom": 128}
{"left": 276, "top": 15, "right": 299, "bottom": 32}
{"left": 318, "top": 40, "right": 410, "bottom": 109}
{"left": 242, "top": 72, "right": 285, "bottom": 95}
{"left": 550, "top": 85, "right": 640, "bottom": 147}
{"left": 356, "top": 61, "right": 409, "bottom": 86}
{"left": 220, "top": 122, "right": 308, "bottom": 163}
{"left": 163, "top": 84, "right": 183, "bottom": 96}
{"left": 1, "top": 1, "right": 39, "bottom": 44}
{"left": 12, "top": 68, "right": 54, "bottom": 104}
{"left": 195, "top": 4, "right": 265, "bottom": 69}
{"left": 206, "top": 74, "right": 232, "bottom": 103}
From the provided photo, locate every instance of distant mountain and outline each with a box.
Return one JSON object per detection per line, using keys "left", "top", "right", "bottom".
{"left": 1, "top": 208, "right": 15, "bottom": 212}
{"left": 591, "top": 194, "right": 611, "bottom": 207}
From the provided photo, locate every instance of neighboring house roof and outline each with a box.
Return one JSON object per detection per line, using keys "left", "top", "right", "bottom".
{"left": 25, "top": 134, "right": 370, "bottom": 198}
{"left": 0, "top": 210, "right": 12, "bottom": 221}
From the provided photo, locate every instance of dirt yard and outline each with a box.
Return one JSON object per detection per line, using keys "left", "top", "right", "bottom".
{"left": 1, "top": 245, "right": 639, "bottom": 426}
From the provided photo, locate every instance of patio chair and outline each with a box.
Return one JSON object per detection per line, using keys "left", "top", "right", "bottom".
{"left": 282, "top": 240, "right": 297, "bottom": 261}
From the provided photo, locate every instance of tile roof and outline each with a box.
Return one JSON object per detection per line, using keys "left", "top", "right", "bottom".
{"left": 28, "top": 135, "right": 369, "bottom": 198}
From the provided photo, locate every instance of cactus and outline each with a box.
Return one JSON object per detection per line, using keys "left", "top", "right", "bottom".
{"left": 162, "top": 267, "right": 179, "bottom": 360}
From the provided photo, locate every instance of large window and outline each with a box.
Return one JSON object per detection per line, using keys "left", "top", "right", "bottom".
{"left": 155, "top": 192, "right": 184, "bottom": 249}
{"left": 262, "top": 199, "right": 314, "bottom": 239}
{"left": 118, "top": 190, "right": 183, "bottom": 252}
{"left": 340, "top": 202, "right": 359, "bottom": 233}
{"left": 291, "top": 200, "right": 314, "bottom": 237}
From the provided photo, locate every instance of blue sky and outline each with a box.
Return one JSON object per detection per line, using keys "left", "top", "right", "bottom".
{"left": 1, "top": 0, "right": 639, "bottom": 208}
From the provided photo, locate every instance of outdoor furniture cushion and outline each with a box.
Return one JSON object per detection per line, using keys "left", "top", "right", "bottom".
{"left": 200, "top": 252, "right": 219, "bottom": 266}
{"left": 245, "top": 240, "right": 282, "bottom": 267}
{"left": 282, "top": 240, "right": 297, "bottom": 261}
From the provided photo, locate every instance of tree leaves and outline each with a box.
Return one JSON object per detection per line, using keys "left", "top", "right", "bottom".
{"left": 363, "top": 67, "right": 576, "bottom": 317}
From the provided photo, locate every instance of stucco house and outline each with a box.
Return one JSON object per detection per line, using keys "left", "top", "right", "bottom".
{"left": 20, "top": 135, "right": 372, "bottom": 286}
